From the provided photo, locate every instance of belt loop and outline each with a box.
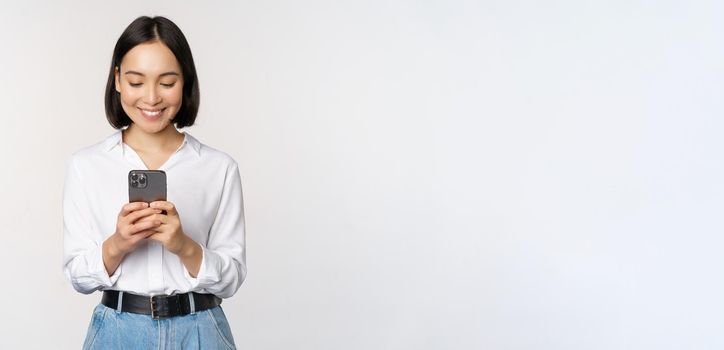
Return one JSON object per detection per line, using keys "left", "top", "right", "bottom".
{"left": 188, "top": 292, "right": 196, "bottom": 315}
{"left": 116, "top": 291, "right": 124, "bottom": 314}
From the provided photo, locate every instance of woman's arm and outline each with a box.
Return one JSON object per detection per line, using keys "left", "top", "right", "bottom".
{"left": 177, "top": 236, "right": 203, "bottom": 277}
{"left": 182, "top": 161, "right": 247, "bottom": 298}
{"left": 62, "top": 156, "right": 121, "bottom": 294}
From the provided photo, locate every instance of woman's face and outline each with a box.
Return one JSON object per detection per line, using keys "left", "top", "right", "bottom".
{"left": 115, "top": 41, "right": 184, "bottom": 134}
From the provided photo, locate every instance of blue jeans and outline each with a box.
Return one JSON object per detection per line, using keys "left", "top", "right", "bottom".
{"left": 82, "top": 303, "right": 237, "bottom": 349}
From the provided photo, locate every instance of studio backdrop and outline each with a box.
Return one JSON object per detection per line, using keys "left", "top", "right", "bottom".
{"left": 0, "top": 0, "right": 722, "bottom": 349}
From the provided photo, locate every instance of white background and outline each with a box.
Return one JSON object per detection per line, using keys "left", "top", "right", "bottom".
{"left": 0, "top": 0, "right": 723, "bottom": 349}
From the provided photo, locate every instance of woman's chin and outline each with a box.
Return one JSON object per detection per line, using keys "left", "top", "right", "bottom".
{"left": 130, "top": 120, "right": 172, "bottom": 134}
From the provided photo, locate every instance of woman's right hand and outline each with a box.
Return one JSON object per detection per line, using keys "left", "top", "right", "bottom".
{"left": 110, "top": 202, "right": 164, "bottom": 255}
{"left": 102, "top": 202, "right": 163, "bottom": 275}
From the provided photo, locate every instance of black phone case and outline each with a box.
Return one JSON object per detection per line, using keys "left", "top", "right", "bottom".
{"left": 128, "top": 170, "right": 167, "bottom": 203}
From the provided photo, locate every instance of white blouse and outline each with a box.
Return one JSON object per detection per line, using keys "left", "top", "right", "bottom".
{"left": 62, "top": 130, "right": 246, "bottom": 298}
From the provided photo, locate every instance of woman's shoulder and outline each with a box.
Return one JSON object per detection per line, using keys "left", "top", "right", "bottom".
{"left": 63, "top": 131, "right": 123, "bottom": 177}
{"left": 68, "top": 130, "right": 123, "bottom": 162}
{"left": 185, "top": 132, "right": 239, "bottom": 169}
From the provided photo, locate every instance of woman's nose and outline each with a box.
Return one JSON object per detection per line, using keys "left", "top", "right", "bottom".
{"left": 143, "top": 86, "right": 162, "bottom": 105}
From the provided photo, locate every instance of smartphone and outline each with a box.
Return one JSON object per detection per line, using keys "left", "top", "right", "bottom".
{"left": 128, "top": 170, "right": 167, "bottom": 213}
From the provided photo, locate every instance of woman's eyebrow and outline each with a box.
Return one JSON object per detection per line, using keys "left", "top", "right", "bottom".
{"left": 124, "top": 70, "right": 180, "bottom": 77}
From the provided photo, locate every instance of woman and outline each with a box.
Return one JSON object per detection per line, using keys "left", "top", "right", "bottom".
{"left": 62, "top": 16, "right": 246, "bottom": 349}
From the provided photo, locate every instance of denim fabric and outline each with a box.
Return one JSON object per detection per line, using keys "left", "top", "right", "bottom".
{"left": 82, "top": 303, "right": 237, "bottom": 350}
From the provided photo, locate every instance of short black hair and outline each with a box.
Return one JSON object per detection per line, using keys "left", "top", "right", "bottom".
{"left": 105, "top": 16, "right": 200, "bottom": 129}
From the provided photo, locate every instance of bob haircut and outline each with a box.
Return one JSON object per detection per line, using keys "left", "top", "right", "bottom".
{"left": 105, "top": 16, "right": 200, "bottom": 129}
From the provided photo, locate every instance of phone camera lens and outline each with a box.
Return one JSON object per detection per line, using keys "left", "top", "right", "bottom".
{"left": 131, "top": 173, "right": 138, "bottom": 181}
{"left": 131, "top": 180, "right": 138, "bottom": 187}
{"left": 139, "top": 177, "right": 146, "bottom": 184}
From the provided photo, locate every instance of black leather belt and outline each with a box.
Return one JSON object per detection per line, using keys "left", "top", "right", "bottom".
{"left": 101, "top": 290, "right": 222, "bottom": 320}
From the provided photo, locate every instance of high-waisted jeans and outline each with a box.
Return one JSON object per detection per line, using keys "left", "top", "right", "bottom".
{"left": 82, "top": 303, "right": 237, "bottom": 349}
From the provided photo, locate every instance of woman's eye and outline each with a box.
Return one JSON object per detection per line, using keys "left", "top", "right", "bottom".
{"left": 129, "top": 83, "right": 142, "bottom": 87}
{"left": 161, "top": 83, "right": 176, "bottom": 88}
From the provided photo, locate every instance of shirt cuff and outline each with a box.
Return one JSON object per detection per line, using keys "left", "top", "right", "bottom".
{"left": 183, "top": 244, "right": 211, "bottom": 288}
{"left": 88, "top": 244, "right": 121, "bottom": 287}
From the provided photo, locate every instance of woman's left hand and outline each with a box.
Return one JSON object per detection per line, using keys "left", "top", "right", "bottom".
{"left": 136, "top": 201, "right": 203, "bottom": 276}
{"left": 145, "top": 201, "right": 191, "bottom": 255}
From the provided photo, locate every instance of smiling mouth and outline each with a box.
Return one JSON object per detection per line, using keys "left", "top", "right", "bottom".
{"left": 139, "top": 108, "right": 165, "bottom": 119}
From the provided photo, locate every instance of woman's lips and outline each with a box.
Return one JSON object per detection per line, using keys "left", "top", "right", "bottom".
{"left": 139, "top": 108, "right": 164, "bottom": 121}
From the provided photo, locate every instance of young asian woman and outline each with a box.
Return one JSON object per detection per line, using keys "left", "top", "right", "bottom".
{"left": 62, "top": 16, "right": 246, "bottom": 350}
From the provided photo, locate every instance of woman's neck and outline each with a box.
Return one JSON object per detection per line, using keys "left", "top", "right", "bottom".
{"left": 122, "top": 124, "right": 184, "bottom": 153}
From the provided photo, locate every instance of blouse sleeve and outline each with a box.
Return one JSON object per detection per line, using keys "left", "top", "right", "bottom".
{"left": 62, "top": 155, "right": 121, "bottom": 294}
{"left": 183, "top": 161, "right": 247, "bottom": 298}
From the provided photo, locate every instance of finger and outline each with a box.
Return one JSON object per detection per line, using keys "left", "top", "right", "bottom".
{"left": 124, "top": 209, "right": 162, "bottom": 226}
{"left": 129, "top": 219, "right": 162, "bottom": 235}
{"left": 119, "top": 202, "right": 149, "bottom": 217}
{"left": 124, "top": 208, "right": 163, "bottom": 223}
{"left": 120, "top": 220, "right": 157, "bottom": 238}
{"left": 136, "top": 213, "right": 166, "bottom": 225}
{"left": 130, "top": 229, "right": 158, "bottom": 243}
{"left": 141, "top": 228, "right": 160, "bottom": 238}
{"left": 150, "top": 201, "right": 178, "bottom": 216}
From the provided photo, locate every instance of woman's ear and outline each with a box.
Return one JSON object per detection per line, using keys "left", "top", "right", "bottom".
{"left": 114, "top": 66, "right": 121, "bottom": 93}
